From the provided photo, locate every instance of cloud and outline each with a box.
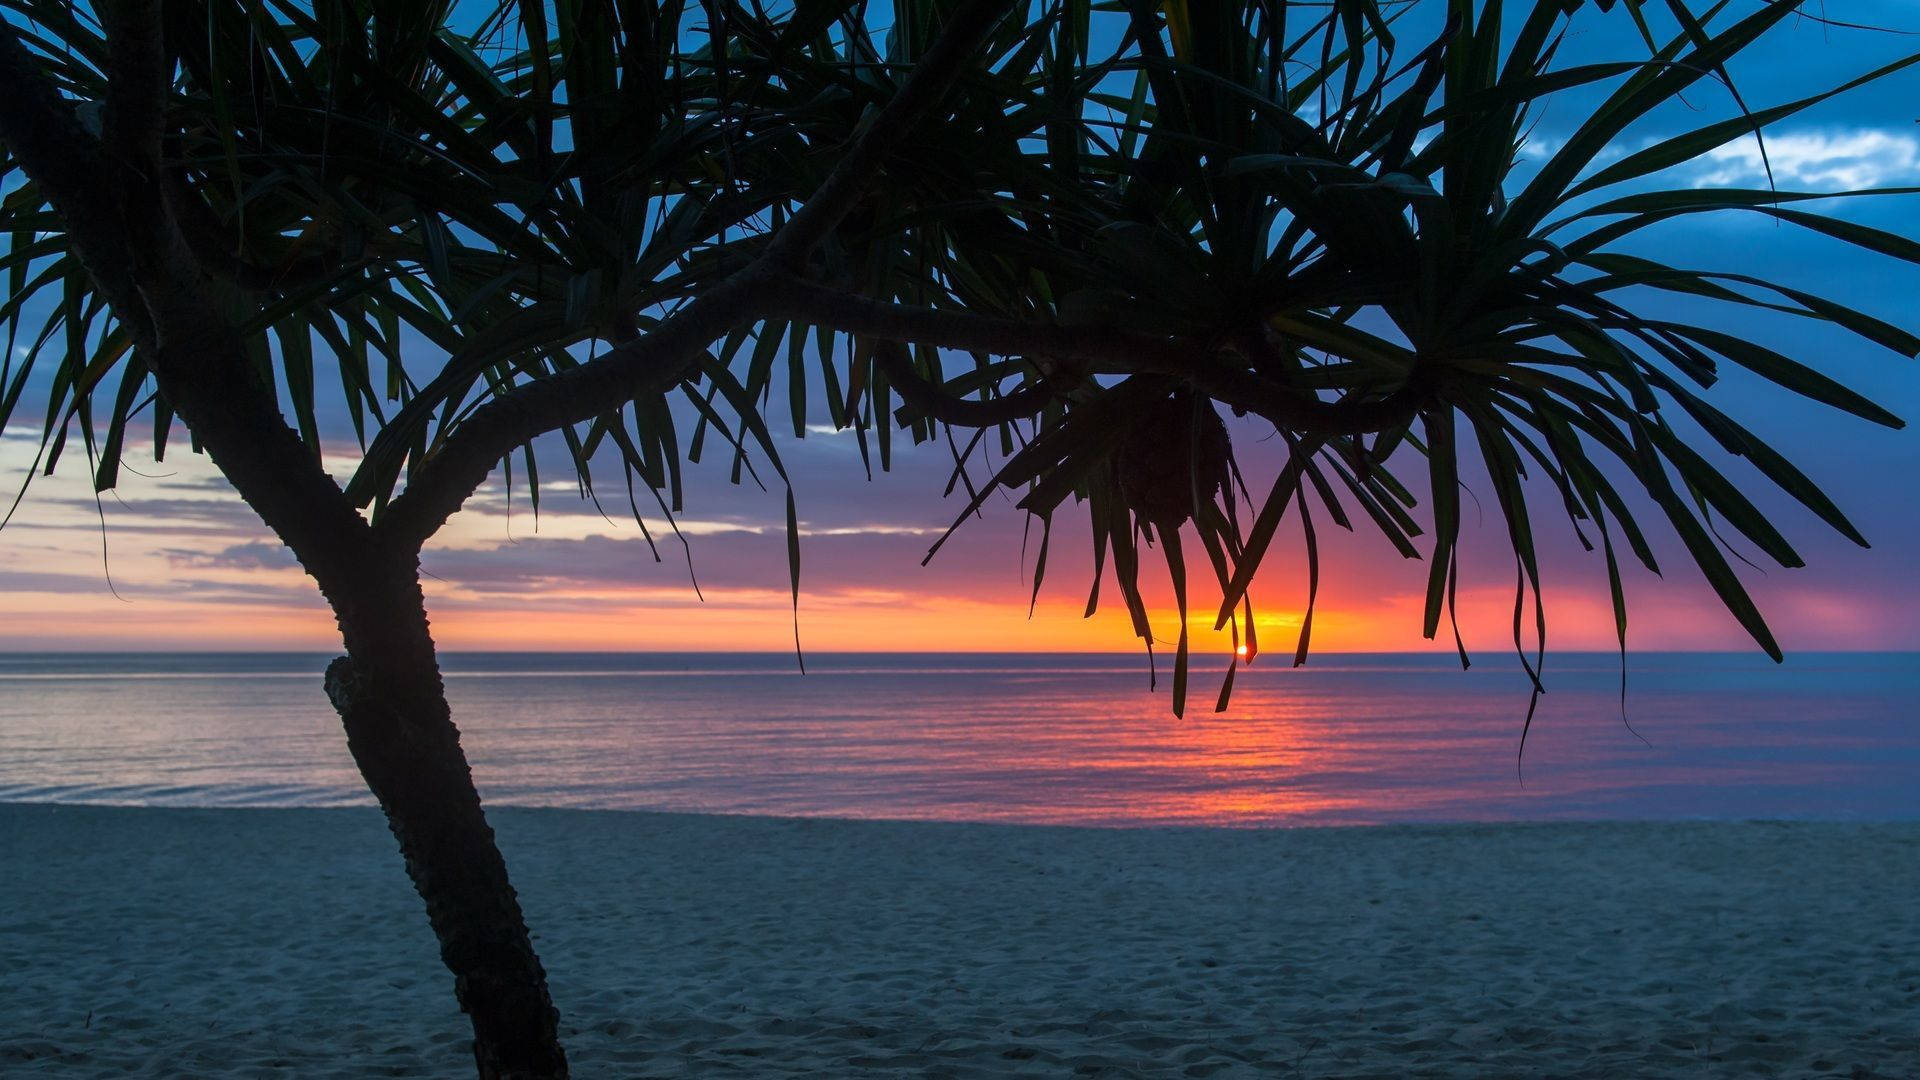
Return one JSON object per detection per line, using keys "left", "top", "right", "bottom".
{"left": 420, "top": 528, "right": 993, "bottom": 597}
{"left": 0, "top": 569, "right": 128, "bottom": 596}
{"left": 0, "top": 562, "right": 314, "bottom": 607}
{"left": 1688, "top": 128, "right": 1920, "bottom": 190}
{"left": 163, "top": 540, "right": 300, "bottom": 570}
{"left": 7, "top": 495, "right": 270, "bottom": 535}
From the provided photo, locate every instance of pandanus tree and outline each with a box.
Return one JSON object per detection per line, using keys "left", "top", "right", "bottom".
{"left": 2, "top": 0, "right": 1915, "bottom": 1074}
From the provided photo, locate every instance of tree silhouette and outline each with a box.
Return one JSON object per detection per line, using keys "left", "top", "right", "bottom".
{"left": 2, "top": 1, "right": 1914, "bottom": 1075}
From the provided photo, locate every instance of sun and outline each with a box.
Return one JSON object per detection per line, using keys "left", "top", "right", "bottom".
{"left": 1235, "top": 644, "right": 1250, "bottom": 659}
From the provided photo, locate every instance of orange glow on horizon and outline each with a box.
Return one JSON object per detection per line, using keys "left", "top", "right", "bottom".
{"left": 0, "top": 570, "right": 1901, "bottom": 655}
{"left": 0, "top": 439, "right": 1905, "bottom": 655}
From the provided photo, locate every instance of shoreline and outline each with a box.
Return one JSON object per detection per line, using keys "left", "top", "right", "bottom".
{"left": 6, "top": 796, "right": 1920, "bottom": 829}
{"left": 5, "top": 805, "right": 1918, "bottom": 1077}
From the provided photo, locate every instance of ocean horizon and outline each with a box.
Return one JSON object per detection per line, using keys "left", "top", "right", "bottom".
{"left": 2, "top": 650, "right": 1915, "bottom": 826}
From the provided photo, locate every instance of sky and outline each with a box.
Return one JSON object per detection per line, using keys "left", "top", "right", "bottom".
{"left": 2, "top": 2, "right": 1919, "bottom": 658}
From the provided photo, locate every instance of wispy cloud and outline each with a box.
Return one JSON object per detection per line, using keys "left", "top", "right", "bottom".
{"left": 1688, "top": 127, "right": 1920, "bottom": 190}
{"left": 163, "top": 541, "right": 299, "bottom": 570}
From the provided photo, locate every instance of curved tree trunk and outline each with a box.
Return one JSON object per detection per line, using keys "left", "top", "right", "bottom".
{"left": 323, "top": 567, "right": 568, "bottom": 1080}
{"left": 0, "top": 25, "right": 571, "bottom": 1073}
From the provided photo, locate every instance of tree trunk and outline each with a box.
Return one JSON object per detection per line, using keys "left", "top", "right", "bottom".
{"left": 323, "top": 570, "right": 568, "bottom": 1080}
{"left": 0, "top": 32, "right": 568, "bottom": 1072}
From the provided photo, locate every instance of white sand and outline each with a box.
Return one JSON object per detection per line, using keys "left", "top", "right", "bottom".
{"left": 2, "top": 805, "right": 1916, "bottom": 1078}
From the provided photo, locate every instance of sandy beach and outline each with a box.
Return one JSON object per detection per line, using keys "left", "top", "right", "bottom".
{"left": 3, "top": 804, "right": 1916, "bottom": 1078}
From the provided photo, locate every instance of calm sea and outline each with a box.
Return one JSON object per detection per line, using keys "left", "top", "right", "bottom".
{"left": 0, "top": 651, "right": 1913, "bottom": 826}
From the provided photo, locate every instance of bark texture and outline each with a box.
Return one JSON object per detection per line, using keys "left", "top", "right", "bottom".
{"left": 326, "top": 603, "right": 566, "bottom": 1080}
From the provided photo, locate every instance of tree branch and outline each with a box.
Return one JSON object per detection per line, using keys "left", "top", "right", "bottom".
{"left": 762, "top": 279, "right": 1430, "bottom": 436}
{"left": 757, "top": 0, "right": 1014, "bottom": 269}
{"left": 162, "top": 167, "right": 365, "bottom": 291}
{"left": 99, "top": 0, "right": 167, "bottom": 183}
{"left": 868, "top": 339, "right": 1055, "bottom": 427}
{"left": 373, "top": 271, "right": 771, "bottom": 549}
{"left": 373, "top": 0, "right": 1017, "bottom": 551}
{"left": 766, "top": 278, "right": 1187, "bottom": 366}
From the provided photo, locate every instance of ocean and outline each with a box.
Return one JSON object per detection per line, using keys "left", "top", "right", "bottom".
{"left": 0, "top": 651, "right": 1914, "bottom": 826}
